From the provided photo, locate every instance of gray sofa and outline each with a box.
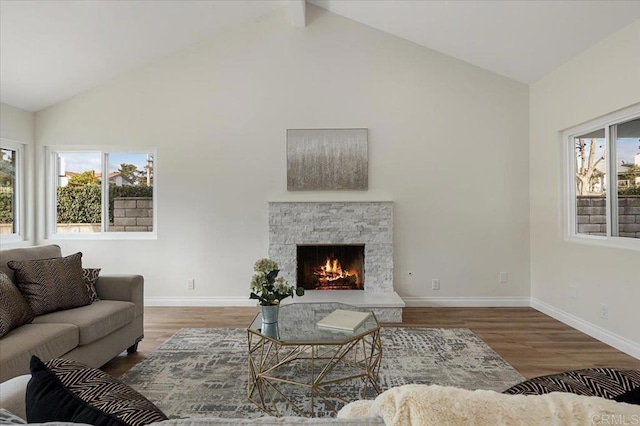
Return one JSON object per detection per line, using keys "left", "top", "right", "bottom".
{"left": 2, "top": 376, "right": 638, "bottom": 425}
{"left": 0, "top": 244, "right": 144, "bottom": 383}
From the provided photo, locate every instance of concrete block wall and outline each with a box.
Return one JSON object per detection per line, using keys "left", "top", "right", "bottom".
{"left": 111, "top": 197, "right": 153, "bottom": 232}
{"left": 577, "top": 196, "right": 640, "bottom": 237}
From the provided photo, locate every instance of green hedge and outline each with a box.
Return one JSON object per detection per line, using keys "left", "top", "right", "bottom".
{"left": 0, "top": 192, "right": 12, "bottom": 223}
{"left": 57, "top": 185, "right": 153, "bottom": 223}
{"left": 619, "top": 186, "right": 640, "bottom": 196}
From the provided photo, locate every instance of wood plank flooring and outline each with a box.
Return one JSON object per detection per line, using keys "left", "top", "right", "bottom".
{"left": 101, "top": 306, "right": 640, "bottom": 379}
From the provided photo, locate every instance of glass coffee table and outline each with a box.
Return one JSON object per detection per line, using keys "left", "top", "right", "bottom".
{"left": 247, "top": 302, "right": 382, "bottom": 417}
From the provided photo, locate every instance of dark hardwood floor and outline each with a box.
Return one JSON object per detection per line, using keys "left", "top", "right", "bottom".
{"left": 101, "top": 306, "right": 640, "bottom": 379}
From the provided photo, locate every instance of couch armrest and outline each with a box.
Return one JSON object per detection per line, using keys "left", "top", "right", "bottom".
{"left": 0, "top": 374, "right": 30, "bottom": 420}
{"left": 95, "top": 275, "right": 144, "bottom": 318}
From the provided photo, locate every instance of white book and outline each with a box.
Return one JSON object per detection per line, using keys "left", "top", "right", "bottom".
{"left": 317, "top": 309, "right": 371, "bottom": 332}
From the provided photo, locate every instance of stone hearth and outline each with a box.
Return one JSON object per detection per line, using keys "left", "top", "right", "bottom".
{"left": 268, "top": 201, "right": 404, "bottom": 322}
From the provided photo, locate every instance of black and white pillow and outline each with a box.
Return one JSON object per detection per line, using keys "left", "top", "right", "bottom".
{"left": 7, "top": 252, "right": 92, "bottom": 315}
{"left": 0, "top": 271, "right": 34, "bottom": 337}
{"left": 27, "top": 356, "right": 168, "bottom": 426}
{"left": 82, "top": 268, "right": 101, "bottom": 302}
{"left": 615, "top": 387, "right": 640, "bottom": 405}
{"left": 503, "top": 368, "right": 640, "bottom": 401}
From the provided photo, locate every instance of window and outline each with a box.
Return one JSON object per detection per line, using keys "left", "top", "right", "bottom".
{"left": 565, "top": 104, "right": 640, "bottom": 248}
{"left": 0, "top": 139, "right": 25, "bottom": 242}
{"left": 47, "top": 148, "right": 155, "bottom": 238}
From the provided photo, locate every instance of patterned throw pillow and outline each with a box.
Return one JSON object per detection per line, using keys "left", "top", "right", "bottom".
{"left": 7, "top": 252, "right": 91, "bottom": 316}
{"left": 27, "top": 356, "right": 168, "bottom": 426}
{"left": 503, "top": 368, "right": 640, "bottom": 400}
{"left": 82, "top": 268, "right": 101, "bottom": 302}
{"left": 0, "top": 271, "right": 35, "bottom": 337}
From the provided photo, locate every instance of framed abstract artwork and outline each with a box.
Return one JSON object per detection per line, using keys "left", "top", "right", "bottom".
{"left": 286, "top": 128, "right": 368, "bottom": 191}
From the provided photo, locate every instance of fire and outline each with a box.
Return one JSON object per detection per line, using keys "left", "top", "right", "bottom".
{"left": 315, "top": 257, "right": 359, "bottom": 284}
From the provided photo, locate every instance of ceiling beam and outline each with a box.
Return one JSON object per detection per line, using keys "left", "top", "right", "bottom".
{"left": 290, "top": 0, "right": 306, "bottom": 28}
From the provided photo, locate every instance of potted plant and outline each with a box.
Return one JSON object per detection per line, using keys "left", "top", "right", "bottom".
{"left": 250, "top": 258, "right": 304, "bottom": 323}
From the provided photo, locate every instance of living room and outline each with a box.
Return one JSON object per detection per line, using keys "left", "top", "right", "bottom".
{"left": 1, "top": 0, "right": 639, "bottom": 423}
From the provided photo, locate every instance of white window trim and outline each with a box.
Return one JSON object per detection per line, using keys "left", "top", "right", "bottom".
{"left": 0, "top": 139, "right": 25, "bottom": 243}
{"left": 562, "top": 103, "right": 640, "bottom": 251}
{"left": 45, "top": 146, "right": 157, "bottom": 240}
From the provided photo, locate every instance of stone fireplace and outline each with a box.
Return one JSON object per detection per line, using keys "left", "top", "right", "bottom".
{"left": 268, "top": 201, "right": 404, "bottom": 322}
{"left": 297, "top": 244, "right": 365, "bottom": 290}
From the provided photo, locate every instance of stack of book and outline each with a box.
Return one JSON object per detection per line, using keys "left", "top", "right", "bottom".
{"left": 316, "top": 309, "right": 371, "bottom": 332}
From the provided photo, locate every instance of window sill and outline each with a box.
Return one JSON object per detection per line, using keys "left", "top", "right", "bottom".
{"left": 45, "top": 232, "right": 157, "bottom": 241}
{"left": 0, "top": 235, "right": 29, "bottom": 247}
{"left": 564, "top": 234, "right": 640, "bottom": 251}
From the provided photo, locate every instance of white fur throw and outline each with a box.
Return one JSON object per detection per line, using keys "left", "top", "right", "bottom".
{"left": 338, "top": 384, "right": 640, "bottom": 425}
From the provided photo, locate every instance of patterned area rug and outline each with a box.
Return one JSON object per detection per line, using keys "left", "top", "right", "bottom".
{"left": 120, "top": 328, "right": 524, "bottom": 419}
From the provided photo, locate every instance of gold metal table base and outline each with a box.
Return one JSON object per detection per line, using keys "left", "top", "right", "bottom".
{"left": 247, "top": 329, "right": 382, "bottom": 417}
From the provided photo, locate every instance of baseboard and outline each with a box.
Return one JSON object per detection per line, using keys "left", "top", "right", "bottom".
{"left": 531, "top": 297, "right": 640, "bottom": 360}
{"left": 402, "top": 297, "right": 531, "bottom": 307}
{"left": 145, "top": 297, "right": 257, "bottom": 307}
{"left": 148, "top": 296, "right": 529, "bottom": 308}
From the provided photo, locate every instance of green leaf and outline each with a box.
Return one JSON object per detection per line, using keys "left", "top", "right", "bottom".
{"left": 295, "top": 287, "right": 305, "bottom": 297}
{"left": 266, "top": 269, "right": 279, "bottom": 284}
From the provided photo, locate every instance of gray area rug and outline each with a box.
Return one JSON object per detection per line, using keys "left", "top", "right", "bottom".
{"left": 120, "top": 328, "right": 524, "bottom": 419}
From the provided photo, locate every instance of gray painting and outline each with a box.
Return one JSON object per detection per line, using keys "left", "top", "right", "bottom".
{"left": 287, "top": 128, "right": 368, "bottom": 190}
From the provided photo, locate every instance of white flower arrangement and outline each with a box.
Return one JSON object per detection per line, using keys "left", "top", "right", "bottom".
{"left": 249, "top": 258, "right": 304, "bottom": 306}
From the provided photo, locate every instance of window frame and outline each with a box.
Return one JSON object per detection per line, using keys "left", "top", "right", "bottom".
{"left": 563, "top": 103, "right": 640, "bottom": 251}
{"left": 0, "top": 139, "right": 25, "bottom": 243}
{"left": 45, "top": 146, "right": 157, "bottom": 240}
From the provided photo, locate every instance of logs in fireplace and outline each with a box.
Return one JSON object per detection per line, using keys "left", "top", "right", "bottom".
{"left": 296, "top": 245, "right": 364, "bottom": 290}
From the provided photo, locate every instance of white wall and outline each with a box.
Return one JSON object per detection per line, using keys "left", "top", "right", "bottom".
{"left": 1, "top": 103, "right": 34, "bottom": 143}
{"left": 1, "top": 102, "right": 35, "bottom": 246}
{"left": 530, "top": 20, "right": 640, "bottom": 356}
{"left": 34, "top": 5, "right": 530, "bottom": 305}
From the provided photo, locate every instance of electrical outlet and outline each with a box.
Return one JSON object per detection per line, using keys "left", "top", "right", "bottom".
{"left": 570, "top": 285, "right": 577, "bottom": 300}
{"left": 600, "top": 303, "right": 609, "bottom": 320}
{"left": 499, "top": 272, "right": 508, "bottom": 283}
{"left": 187, "top": 278, "right": 195, "bottom": 290}
{"left": 431, "top": 279, "right": 440, "bottom": 290}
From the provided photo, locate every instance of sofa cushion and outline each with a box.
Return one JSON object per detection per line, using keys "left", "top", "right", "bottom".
{"left": 0, "top": 244, "right": 62, "bottom": 285}
{"left": 27, "top": 356, "right": 168, "bottom": 426}
{"left": 8, "top": 252, "right": 92, "bottom": 316}
{"left": 0, "top": 375, "right": 32, "bottom": 420}
{"left": 33, "top": 300, "right": 136, "bottom": 346}
{"left": 82, "top": 268, "right": 101, "bottom": 302}
{"left": 0, "top": 323, "right": 79, "bottom": 383}
{"left": 0, "top": 271, "right": 34, "bottom": 337}
{"left": 0, "top": 408, "right": 26, "bottom": 425}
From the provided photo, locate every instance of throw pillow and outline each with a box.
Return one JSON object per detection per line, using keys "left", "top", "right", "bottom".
{"left": 614, "top": 387, "right": 640, "bottom": 405}
{"left": 7, "top": 252, "right": 91, "bottom": 316}
{"left": 0, "top": 271, "right": 35, "bottom": 337}
{"left": 82, "top": 268, "right": 101, "bottom": 302}
{"left": 27, "top": 356, "right": 168, "bottom": 426}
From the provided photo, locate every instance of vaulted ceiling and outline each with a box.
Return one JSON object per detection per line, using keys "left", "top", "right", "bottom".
{"left": 1, "top": 0, "right": 639, "bottom": 112}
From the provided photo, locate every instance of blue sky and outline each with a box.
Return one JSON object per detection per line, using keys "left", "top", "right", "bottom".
{"left": 618, "top": 138, "right": 640, "bottom": 164}
{"left": 580, "top": 138, "right": 639, "bottom": 165}
{"left": 60, "top": 153, "right": 151, "bottom": 174}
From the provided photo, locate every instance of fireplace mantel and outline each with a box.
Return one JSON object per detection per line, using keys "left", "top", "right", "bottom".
{"left": 268, "top": 201, "right": 404, "bottom": 322}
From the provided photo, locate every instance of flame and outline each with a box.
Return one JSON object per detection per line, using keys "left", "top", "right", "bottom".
{"left": 315, "top": 257, "right": 358, "bottom": 283}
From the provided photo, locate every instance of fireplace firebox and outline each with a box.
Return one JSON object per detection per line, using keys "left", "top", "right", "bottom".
{"left": 297, "top": 245, "right": 365, "bottom": 290}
